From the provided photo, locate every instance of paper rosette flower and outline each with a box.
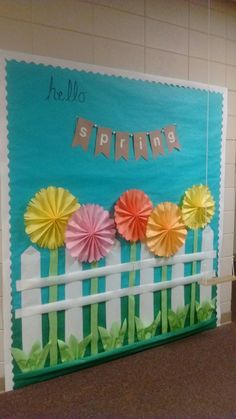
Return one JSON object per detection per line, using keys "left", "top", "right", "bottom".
{"left": 181, "top": 185, "right": 215, "bottom": 229}
{"left": 65, "top": 204, "right": 116, "bottom": 263}
{"left": 114, "top": 189, "right": 153, "bottom": 242}
{"left": 146, "top": 202, "right": 187, "bottom": 257}
{"left": 24, "top": 187, "right": 79, "bottom": 249}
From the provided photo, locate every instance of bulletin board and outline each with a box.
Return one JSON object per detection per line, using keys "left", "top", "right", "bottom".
{"left": 0, "top": 51, "right": 226, "bottom": 390}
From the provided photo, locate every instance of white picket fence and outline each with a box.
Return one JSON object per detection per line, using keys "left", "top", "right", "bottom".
{"left": 18, "top": 227, "right": 215, "bottom": 353}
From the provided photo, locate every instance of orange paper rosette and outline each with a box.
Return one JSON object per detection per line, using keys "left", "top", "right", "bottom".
{"left": 146, "top": 202, "right": 187, "bottom": 257}
{"left": 114, "top": 189, "right": 153, "bottom": 242}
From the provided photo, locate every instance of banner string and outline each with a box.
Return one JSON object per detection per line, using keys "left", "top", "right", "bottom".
{"left": 77, "top": 120, "right": 177, "bottom": 138}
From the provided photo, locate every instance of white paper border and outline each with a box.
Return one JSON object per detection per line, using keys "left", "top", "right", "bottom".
{"left": 217, "top": 83, "right": 227, "bottom": 325}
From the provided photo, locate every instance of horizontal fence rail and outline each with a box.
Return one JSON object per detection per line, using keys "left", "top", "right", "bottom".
{"left": 15, "top": 270, "right": 215, "bottom": 319}
{"left": 16, "top": 250, "right": 216, "bottom": 292}
{"left": 17, "top": 228, "right": 217, "bottom": 354}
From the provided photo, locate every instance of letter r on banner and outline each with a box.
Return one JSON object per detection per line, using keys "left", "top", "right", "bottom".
{"left": 95, "top": 127, "right": 112, "bottom": 158}
{"left": 72, "top": 118, "right": 93, "bottom": 150}
{"left": 115, "top": 132, "right": 129, "bottom": 160}
{"left": 164, "top": 125, "right": 181, "bottom": 152}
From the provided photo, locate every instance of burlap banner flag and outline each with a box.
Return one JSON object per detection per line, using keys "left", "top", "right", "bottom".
{"left": 95, "top": 127, "right": 112, "bottom": 158}
{"left": 72, "top": 118, "right": 181, "bottom": 160}
{"left": 72, "top": 117, "right": 93, "bottom": 150}
{"left": 149, "top": 130, "right": 165, "bottom": 157}
{"left": 164, "top": 125, "right": 181, "bottom": 152}
{"left": 115, "top": 132, "right": 129, "bottom": 160}
{"left": 133, "top": 133, "right": 148, "bottom": 160}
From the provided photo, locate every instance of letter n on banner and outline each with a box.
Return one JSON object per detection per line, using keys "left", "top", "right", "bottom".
{"left": 72, "top": 118, "right": 93, "bottom": 150}
{"left": 164, "top": 125, "right": 181, "bottom": 152}
{"left": 149, "top": 130, "right": 164, "bottom": 157}
{"left": 95, "top": 127, "right": 112, "bottom": 158}
{"left": 115, "top": 132, "right": 129, "bottom": 160}
{"left": 133, "top": 133, "right": 148, "bottom": 160}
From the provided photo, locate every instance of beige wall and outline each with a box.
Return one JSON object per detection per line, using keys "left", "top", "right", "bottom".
{"left": 0, "top": 0, "right": 236, "bottom": 381}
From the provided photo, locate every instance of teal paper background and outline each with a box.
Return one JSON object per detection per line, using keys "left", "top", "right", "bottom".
{"left": 6, "top": 60, "right": 223, "bottom": 308}
{"left": 5, "top": 60, "right": 223, "bottom": 367}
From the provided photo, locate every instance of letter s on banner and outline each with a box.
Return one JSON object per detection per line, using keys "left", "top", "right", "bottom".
{"left": 95, "top": 127, "right": 112, "bottom": 158}
{"left": 72, "top": 118, "right": 93, "bottom": 150}
{"left": 164, "top": 125, "right": 181, "bottom": 152}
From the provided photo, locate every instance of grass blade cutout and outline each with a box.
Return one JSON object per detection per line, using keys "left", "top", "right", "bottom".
{"left": 195, "top": 298, "right": 216, "bottom": 322}
{"left": 58, "top": 334, "right": 91, "bottom": 363}
{"left": 11, "top": 341, "right": 51, "bottom": 373}
{"left": 99, "top": 320, "right": 127, "bottom": 351}
{"left": 168, "top": 305, "right": 189, "bottom": 332}
{"left": 135, "top": 311, "right": 161, "bottom": 341}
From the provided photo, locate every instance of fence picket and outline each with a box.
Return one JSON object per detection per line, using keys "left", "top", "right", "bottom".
{"left": 21, "top": 246, "right": 42, "bottom": 353}
{"left": 105, "top": 240, "right": 121, "bottom": 330}
{"left": 65, "top": 250, "right": 83, "bottom": 341}
{"left": 139, "top": 244, "right": 154, "bottom": 325}
{"left": 171, "top": 245, "right": 185, "bottom": 312}
{"left": 200, "top": 226, "right": 214, "bottom": 302}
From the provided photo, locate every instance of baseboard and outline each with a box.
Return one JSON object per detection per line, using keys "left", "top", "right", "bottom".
{"left": 220, "top": 312, "right": 232, "bottom": 325}
{"left": 0, "top": 376, "right": 5, "bottom": 393}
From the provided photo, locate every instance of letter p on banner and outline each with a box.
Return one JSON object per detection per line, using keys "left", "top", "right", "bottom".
{"left": 95, "top": 127, "right": 112, "bottom": 158}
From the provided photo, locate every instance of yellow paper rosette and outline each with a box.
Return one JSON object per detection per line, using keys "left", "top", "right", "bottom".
{"left": 146, "top": 202, "right": 187, "bottom": 257}
{"left": 181, "top": 184, "right": 215, "bottom": 229}
{"left": 24, "top": 186, "right": 80, "bottom": 249}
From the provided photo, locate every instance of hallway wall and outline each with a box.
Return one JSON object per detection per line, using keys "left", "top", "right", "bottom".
{"left": 0, "top": 0, "right": 236, "bottom": 380}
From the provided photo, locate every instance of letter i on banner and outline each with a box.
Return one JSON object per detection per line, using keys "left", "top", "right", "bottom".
{"left": 164, "top": 125, "right": 181, "bottom": 152}
{"left": 95, "top": 127, "right": 112, "bottom": 158}
{"left": 72, "top": 117, "right": 93, "bottom": 150}
{"left": 149, "top": 130, "right": 165, "bottom": 157}
{"left": 133, "top": 132, "right": 148, "bottom": 160}
{"left": 115, "top": 132, "right": 129, "bottom": 160}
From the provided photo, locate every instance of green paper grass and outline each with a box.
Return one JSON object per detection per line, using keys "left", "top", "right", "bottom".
{"left": 196, "top": 299, "right": 216, "bottom": 322}
{"left": 135, "top": 311, "right": 161, "bottom": 341}
{"left": 99, "top": 320, "right": 127, "bottom": 351}
{"left": 168, "top": 305, "right": 189, "bottom": 332}
{"left": 11, "top": 341, "right": 50, "bottom": 373}
{"left": 58, "top": 334, "right": 91, "bottom": 363}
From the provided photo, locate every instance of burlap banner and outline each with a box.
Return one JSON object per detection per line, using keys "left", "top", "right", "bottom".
{"left": 72, "top": 117, "right": 180, "bottom": 160}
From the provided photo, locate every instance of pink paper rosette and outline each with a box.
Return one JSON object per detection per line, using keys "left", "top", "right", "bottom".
{"left": 65, "top": 204, "right": 116, "bottom": 263}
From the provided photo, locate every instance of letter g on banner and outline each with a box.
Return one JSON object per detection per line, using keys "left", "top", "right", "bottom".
{"left": 164, "top": 125, "right": 181, "bottom": 152}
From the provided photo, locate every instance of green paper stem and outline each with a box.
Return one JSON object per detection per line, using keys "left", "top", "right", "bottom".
{"left": 190, "top": 229, "right": 198, "bottom": 326}
{"left": 91, "top": 262, "right": 98, "bottom": 356}
{"left": 49, "top": 249, "right": 58, "bottom": 366}
{"left": 128, "top": 242, "right": 136, "bottom": 345}
{"left": 161, "top": 265, "right": 168, "bottom": 333}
